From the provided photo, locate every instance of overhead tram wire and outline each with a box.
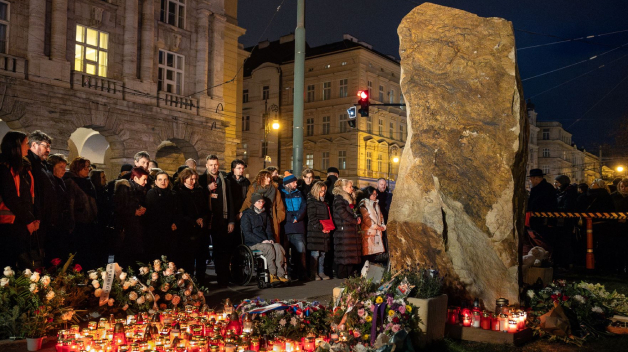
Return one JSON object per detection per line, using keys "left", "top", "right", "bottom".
{"left": 186, "top": 0, "right": 288, "bottom": 98}
{"left": 567, "top": 71, "right": 628, "bottom": 129}
{"left": 521, "top": 41, "right": 628, "bottom": 82}
{"left": 516, "top": 28, "right": 628, "bottom": 50}
{"left": 528, "top": 53, "right": 628, "bottom": 99}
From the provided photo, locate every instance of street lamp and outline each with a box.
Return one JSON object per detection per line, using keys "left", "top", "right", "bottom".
{"left": 387, "top": 147, "right": 400, "bottom": 189}
{"left": 618, "top": 166, "right": 625, "bottom": 177}
{"left": 263, "top": 118, "right": 280, "bottom": 168}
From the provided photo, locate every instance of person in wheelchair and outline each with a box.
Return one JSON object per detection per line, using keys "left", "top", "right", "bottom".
{"left": 241, "top": 193, "right": 289, "bottom": 284}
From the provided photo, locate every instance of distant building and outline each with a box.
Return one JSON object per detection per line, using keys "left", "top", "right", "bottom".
{"left": 241, "top": 34, "right": 406, "bottom": 188}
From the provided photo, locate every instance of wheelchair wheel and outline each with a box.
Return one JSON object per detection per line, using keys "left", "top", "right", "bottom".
{"left": 230, "top": 245, "right": 255, "bottom": 286}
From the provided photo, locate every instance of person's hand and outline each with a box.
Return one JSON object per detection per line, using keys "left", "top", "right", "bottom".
{"left": 323, "top": 230, "right": 330, "bottom": 234}
{"left": 196, "top": 218, "right": 204, "bottom": 228}
{"left": 357, "top": 217, "right": 361, "bottom": 224}
{"left": 237, "top": 212, "right": 243, "bottom": 220}
{"left": 262, "top": 240, "right": 271, "bottom": 244}
{"left": 208, "top": 182, "right": 218, "bottom": 191}
{"left": 33, "top": 220, "right": 40, "bottom": 231}
{"left": 135, "top": 206, "right": 146, "bottom": 216}
{"left": 228, "top": 223, "right": 235, "bottom": 233}
{"left": 171, "top": 223, "right": 177, "bottom": 231}
{"left": 27, "top": 221, "right": 37, "bottom": 234}
{"left": 293, "top": 218, "right": 297, "bottom": 223}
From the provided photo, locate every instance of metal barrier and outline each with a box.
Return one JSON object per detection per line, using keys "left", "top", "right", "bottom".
{"left": 527, "top": 212, "right": 628, "bottom": 270}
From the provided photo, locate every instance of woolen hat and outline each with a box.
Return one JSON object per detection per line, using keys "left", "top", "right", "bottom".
{"left": 283, "top": 171, "right": 297, "bottom": 185}
{"left": 327, "top": 167, "right": 340, "bottom": 174}
{"left": 554, "top": 175, "right": 571, "bottom": 186}
{"left": 120, "top": 164, "right": 133, "bottom": 172}
{"left": 251, "top": 192, "right": 264, "bottom": 204}
{"left": 528, "top": 169, "right": 545, "bottom": 177}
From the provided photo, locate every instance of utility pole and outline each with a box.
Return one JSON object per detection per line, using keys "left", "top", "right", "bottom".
{"left": 292, "top": 0, "right": 305, "bottom": 177}
{"left": 599, "top": 147, "right": 603, "bottom": 179}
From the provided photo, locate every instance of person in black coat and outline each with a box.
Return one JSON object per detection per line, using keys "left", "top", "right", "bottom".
{"left": 611, "top": 179, "right": 628, "bottom": 274}
{"left": 145, "top": 171, "right": 179, "bottom": 262}
{"left": 332, "top": 178, "right": 361, "bottom": 279}
{"left": 323, "top": 167, "right": 339, "bottom": 277}
{"left": 306, "top": 181, "right": 332, "bottom": 280}
{"left": 26, "top": 131, "right": 57, "bottom": 260}
{"left": 527, "top": 169, "right": 557, "bottom": 248}
{"left": 227, "top": 159, "right": 250, "bottom": 244}
{"left": 241, "top": 193, "right": 288, "bottom": 283}
{"left": 297, "top": 168, "right": 315, "bottom": 199}
{"left": 586, "top": 179, "right": 616, "bottom": 272}
{"left": 174, "top": 168, "right": 209, "bottom": 281}
{"left": 113, "top": 167, "right": 148, "bottom": 268}
{"left": 0, "top": 131, "right": 38, "bottom": 269}
{"left": 553, "top": 175, "right": 578, "bottom": 270}
{"left": 45, "top": 154, "right": 72, "bottom": 261}
{"left": 198, "top": 155, "right": 235, "bottom": 286}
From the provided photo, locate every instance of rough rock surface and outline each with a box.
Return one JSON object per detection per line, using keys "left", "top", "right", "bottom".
{"left": 389, "top": 3, "right": 528, "bottom": 306}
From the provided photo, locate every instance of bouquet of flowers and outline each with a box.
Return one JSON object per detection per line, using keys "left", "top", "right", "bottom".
{"left": 239, "top": 298, "right": 330, "bottom": 340}
{"left": 86, "top": 256, "right": 207, "bottom": 315}
{"left": 526, "top": 279, "right": 628, "bottom": 345}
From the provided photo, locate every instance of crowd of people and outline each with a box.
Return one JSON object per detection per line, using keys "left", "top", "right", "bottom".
{"left": 0, "top": 130, "right": 394, "bottom": 285}
{"left": 527, "top": 168, "right": 628, "bottom": 274}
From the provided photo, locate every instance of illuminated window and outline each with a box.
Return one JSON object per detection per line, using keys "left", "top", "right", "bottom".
{"left": 366, "top": 152, "right": 372, "bottom": 171}
{"left": 158, "top": 50, "right": 185, "bottom": 95}
{"left": 306, "top": 154, "right": 314, "bottom": 169}
{"left": 160, "top": 0, "right": 185, "bottom": 29}
{"left": 75, "top": 25, "right": 108, "bottom": 77}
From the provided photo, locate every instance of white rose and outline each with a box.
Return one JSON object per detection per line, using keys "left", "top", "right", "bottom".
{"left": 129, "top": 278, "right": 138, "bottom": 286}
{"left": 40, "top": 275, "right": 51, "bottom": 287}
{"left": 154, "top": 264, "right": 162, "bottom": 272}
{"left": 151, "top": 272, "right": 159, "bottom": 281}
{"left": 46, "top": 290, "right": 55, "bottom": 301}
{"left": 153, "top": 259, "right": 161, "bottom": 266}
{"left": 89, "top": 271, "right": 98, "bottom": 280}
{"left": 3, "top": 267, "right": 14, "bottom": 277}
{"left": 23, "top": 269, "right": 32, "bottom": 277}
{"left": 129, "top": 291, "right": 138, "bottom": 300}
{"left": 108, "top": 298, "right": 114, "bottom": 306}
{"left": 30, "top": 272, "right": 40, "bottom": 282}
{"left": 164, "top": 268, "right": 174, "bottom": 276}
{"left": 182, "top": 273, "right": 190, "bottom": 281}
{"left": 168, "top": 262, "right": 176, "bottom": 270}
{"left": 0, "top": 278, "right": 9, "bottom": 287}
{"left": 123, "top": 283, "right": 130, "bottom": 290}
{"left": 139, "top": 267, "right": 149, "bottom": 275}
{"left": 136, "top": 296, "right": 145, "bottom": 304}
{"left": 101, "top": 271, "right": 107, "bottom": 280}
{"left": 119, "top": 272, "right": 127, "bottom": 281}
{"left": 92, "top": 280, "right": 100, "bottom": 289}
{"left": 29, "top": 283, "right": 38, "bottom": 293}
{"left": 146, "top": 294, "right": 154, "bottom": 302}
{"left": 94, "top": 288, "right": 103, "bottom": 297}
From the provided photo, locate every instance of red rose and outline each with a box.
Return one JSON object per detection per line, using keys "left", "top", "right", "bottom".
{"left": 73, "top": 264, "right": 82, "bottom": 272}
{"left": 550, "top": 294, "right": 558, "bottom": 301}
{"left": 51, "top": 258, "right": 62, "bottom": 266}
{"left": 393, "top": 317, "right": 400, "bottom": 324}
{"left": 562, "top": 295, "right": 569, "bottom": 301}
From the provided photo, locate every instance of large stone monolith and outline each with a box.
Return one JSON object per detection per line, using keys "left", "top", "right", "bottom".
{"left": 388, "top": 3, "right": 528, "bottom": 307}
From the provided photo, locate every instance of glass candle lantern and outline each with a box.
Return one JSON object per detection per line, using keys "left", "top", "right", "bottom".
{"left": 447, "top": 307, "right": 458, "bottom": 325}
{"left": 499, "top": 314, "right": 509, "bottom": 332}
{"left": 462, "top": 314, "right": 472, "bottom": 327}
{"left": 495, "top": 298, "right": 509, "bottom": 315}
{"left": 480, "top": 312, "right": 491, "bottom": 330}
{"left": 491, "top": 314, "right": 500, "bottom": 331}
{"left": 472, "top": 311, "right": 481, "bottom": 328}
{"left": 508, "top": 320, "right": 518, "bottom": 333}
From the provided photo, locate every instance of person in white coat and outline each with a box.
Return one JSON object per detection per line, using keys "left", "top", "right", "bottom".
{"left": 357, "top": 186, "right": 386, "bottom": 259}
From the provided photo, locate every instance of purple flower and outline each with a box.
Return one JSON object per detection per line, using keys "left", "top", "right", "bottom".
{"left": 387, "top": 296, "right": 394, "bottom": 306}
{"left": 398, "top": 305, "right": 406, "bottom": 314}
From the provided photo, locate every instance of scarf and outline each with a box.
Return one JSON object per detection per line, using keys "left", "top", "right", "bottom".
{"left": 254, "top": 183, "right": 277, "bottom": 205}
{"left": 332, "top": 187, "right": 355, "bottom": 205}
{"left": 217, "top": 172, "right": 228, "bottom": 219}
{"left": 254, "top": 206, "right": 265, "bottom": 214}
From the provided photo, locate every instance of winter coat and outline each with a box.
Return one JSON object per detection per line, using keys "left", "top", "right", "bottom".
{"left": 241, "top": 206, "right": 274, "bottom": 246}
{"left": 199, "top": 171, "right": 234, "bottom": 225}
{"left": 0, "top": 159, "right": 35, "bottom": 226}
{"left": 281, "top": 187, "right": 307, "bottom": 234}
{"left": 585, "top": 188, "right": 615, "bottom": 213}
{"left": 306, "top": 194, "right": 332, "bottom": 252}
{"left": 527, "top": 178, "right": 557, "bottom": 232}
{"left": 556, "top": 184, "right": 578, "bottom": 227}
{"left": 241, "top": 183, "right": 286, "bottom": 242}
{"left": 175, "top": 185, "right": 209, "bottom": 242}
{"left": 297, "top": 180, "right": 314, "bottom": 199}
{"left": 376, "top": 189, "right": 393, "bottom": 223}
{"left": 26, "top": 150, "right": 57, "bottom": 225}
{"left": 145, "top": 186, "right": 180, "bottom": 257}
{"left": 359, "top": 198, "right": 385, "bottom": 237}
{"left": 50, "top": 176, "right": 71, "bottom": 231}
{"left": 324, "top": 175, "right": 338, "bottom": 207}
{"left": 113, "top": 178, "right": 145, "bottom": 250}
{"left": 332, "top": 188, "right": 361, "bottom": 265}
{"left": 610, "top": 192, "right": 628, "bottom": 212}
{"left": 228, "top": 172, "right": 251, "bottom": 220}
{"left": 64, "top": 172, "right": 98, "bottom": 230}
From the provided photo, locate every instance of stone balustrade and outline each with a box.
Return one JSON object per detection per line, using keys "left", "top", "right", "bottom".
{"left": 157, "top": 91, "right": 198, "bottom": 114}
{"left": 0, "top": 54, "right": 27, "bottom": 79}
{"left": 71, "top": 71, "right": 123, "bottom": 98}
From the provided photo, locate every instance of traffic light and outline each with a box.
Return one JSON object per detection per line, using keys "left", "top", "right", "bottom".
{"left": 357, "top": 90, "right": 369, "bottom": 117}
{"left": 347, "top": 106, "right": 357, "bottom": 128}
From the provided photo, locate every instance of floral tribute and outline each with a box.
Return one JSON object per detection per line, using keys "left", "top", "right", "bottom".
{"left": 86, "top": 256, "right": 208, "bottom": 314}
{"left": 526, "top": 279, "right": 628, "bottom": 345}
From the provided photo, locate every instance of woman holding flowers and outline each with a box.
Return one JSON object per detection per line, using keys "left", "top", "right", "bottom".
{"left": 0, "top": 131, "right": 38, "bottom": 269}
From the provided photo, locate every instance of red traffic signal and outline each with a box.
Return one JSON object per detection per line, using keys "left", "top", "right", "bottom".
{"left": 357, "top": 90, "right": 369, "bottom": 117}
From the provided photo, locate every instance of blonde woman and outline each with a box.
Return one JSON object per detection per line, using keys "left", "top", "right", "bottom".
{"left": 306, "top": 181, "right": 332, "bottom": 280}
{"left": 332, "top": 178, "right": 361, "bottom": 279}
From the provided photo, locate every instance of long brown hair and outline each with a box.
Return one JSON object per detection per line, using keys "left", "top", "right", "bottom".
{"left": 253, "top": 170, "right": 272, "bottom": 187}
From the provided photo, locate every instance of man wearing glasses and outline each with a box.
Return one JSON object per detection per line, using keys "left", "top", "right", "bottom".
{"left": 27, "top": 130, "right": 57, "bottom": 260}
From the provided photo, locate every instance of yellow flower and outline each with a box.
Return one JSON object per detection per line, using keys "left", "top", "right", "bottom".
{"left": 406, "top": 305, "right": 412, "bottom": 313}
{"left": 375, "top": 296, "right": 384, "bottom": 304}
{"left": 363, "top": 334, "right": 370, "bottom": 341}
{"left": 388, "top": 310, "right": 395, "bottom": 317}
{"left": 365, "top": 316, "right": 372, "bottom": 323}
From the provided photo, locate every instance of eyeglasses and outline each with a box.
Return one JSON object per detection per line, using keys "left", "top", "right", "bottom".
{"left": 38, "top": 142, "right": 51, "bottom": 150}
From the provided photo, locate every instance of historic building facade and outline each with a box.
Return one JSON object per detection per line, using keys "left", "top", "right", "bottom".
{"left": 0, "top": 0, "right": 245, "bottom": 178}
{"left": 241, "top": 34, "right": 407, "bottom": 188}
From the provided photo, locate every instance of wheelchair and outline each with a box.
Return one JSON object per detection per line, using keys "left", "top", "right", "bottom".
{"left": 229, "top": 244, "right": 272, "bottom": 288}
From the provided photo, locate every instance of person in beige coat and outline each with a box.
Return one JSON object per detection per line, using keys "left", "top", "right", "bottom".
{"left": 358, "top": 186, "right": 386, "bottom": 258}
{"left": 240, "top": 170, "right": 286, "bottom": 243}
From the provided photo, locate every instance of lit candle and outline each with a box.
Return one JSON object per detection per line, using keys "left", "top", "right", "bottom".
{"left": 462, "top": 315, "right": 472, "bottom": 327}
{"left": 225, "top": 344, "right": 236, "bottom": 352}
{"left": 480, "top": 312, "right": 491, "bottom": 330}
{"left": 447, "top": 308, "right": 458, "bottom": 325}
{"left": 285, "top": 341, "right": 294, "bottom": 352}
{"left": 491, "top": 314, "right": 500, "bottom": 331}
{"left": 499, "top": 314, "right": 509, "bottom": 332}
{"left": 508, "top": 320, "right": 518, "bottom": 333}
{"left": 471, "top": 311, "right": 481, "bottom": 328}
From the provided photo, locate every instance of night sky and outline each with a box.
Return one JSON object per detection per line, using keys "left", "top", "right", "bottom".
{"left": 238, "top": 0, "right": 628, "bottom": 151}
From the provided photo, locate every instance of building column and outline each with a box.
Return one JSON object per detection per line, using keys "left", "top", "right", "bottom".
{"left": 195, "top": 9, "right": 211, "bottom": 95}
{"left": 209, "top": 13, "right": 226, "bottom": 98}
{"left": 50, "top": 0, "right": 68, "bottom": 61}
{"left": 123, "top": 0, "right": 139, "bottom": 79}
{"left": 140, "top": 0, "right": 155, "bottom": 82}
{"left": 27, "top": 0, "right": 46, "bottom": 57}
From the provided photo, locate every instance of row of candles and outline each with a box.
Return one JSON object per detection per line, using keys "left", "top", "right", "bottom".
{"left": 54, "top": 305, "right": 330, "bottom": 352}
{"left": 447, "top": 298, "right": 528, "bottom": 333}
